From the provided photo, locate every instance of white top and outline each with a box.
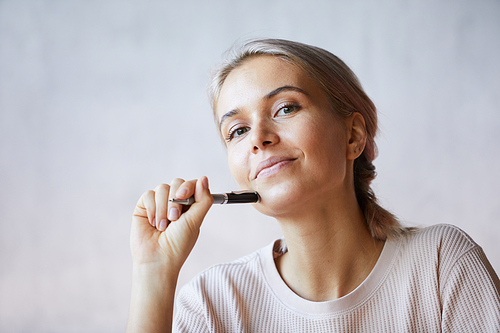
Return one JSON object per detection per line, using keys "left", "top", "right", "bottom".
{"left": 174, "top": 224, "right": 500, "bottom": 332}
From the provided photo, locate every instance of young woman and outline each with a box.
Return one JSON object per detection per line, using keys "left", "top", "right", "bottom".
{"left": 127, "top": 39, "right": 500, "bottom": 332}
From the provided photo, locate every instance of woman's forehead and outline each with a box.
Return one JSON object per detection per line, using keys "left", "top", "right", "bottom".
{"left": 225, "top": 56, "right": 306, "bottom": 90}
{"left": 216, "top": 56, "right": 316, "bottom": 117}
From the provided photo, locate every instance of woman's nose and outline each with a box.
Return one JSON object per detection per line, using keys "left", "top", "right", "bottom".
{"left": 250, "top": 122, "right": 279, "bottom": 153}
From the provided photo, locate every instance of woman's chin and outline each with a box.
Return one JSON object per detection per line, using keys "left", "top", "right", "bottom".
{"left": 251, "top": 186, "right": 303, "bottom": 218}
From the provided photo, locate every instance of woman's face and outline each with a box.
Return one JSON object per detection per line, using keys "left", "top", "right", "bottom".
{"left": 216, "top": 56, "right": 352, "bottom": 217}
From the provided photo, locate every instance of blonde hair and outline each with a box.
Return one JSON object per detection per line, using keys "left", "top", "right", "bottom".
{"left": 209, "top": 38, "right": 404, "bottom": 240}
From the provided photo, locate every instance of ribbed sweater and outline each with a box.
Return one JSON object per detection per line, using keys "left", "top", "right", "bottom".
{"left": 174, "top": 224, "right": 500, "bottom": 332}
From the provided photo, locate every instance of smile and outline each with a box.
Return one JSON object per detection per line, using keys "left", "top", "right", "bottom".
{"left": 254, "top": 156, "right": 296, "bottom": 180}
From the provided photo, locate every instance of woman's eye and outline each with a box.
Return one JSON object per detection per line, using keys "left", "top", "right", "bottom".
{"left": 276, "top": 104, "right": 299, "bottom": 116}
{"left": 226, "top": 126, "right": 249, "bottom": 142}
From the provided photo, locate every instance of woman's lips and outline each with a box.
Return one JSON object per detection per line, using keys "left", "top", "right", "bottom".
{"left": 253, "top": 156, "right": 296, "bottom": 180}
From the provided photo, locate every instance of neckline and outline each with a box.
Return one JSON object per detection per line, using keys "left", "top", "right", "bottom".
{"left": 259, "top": 237, "right": 401, "bottom": 315}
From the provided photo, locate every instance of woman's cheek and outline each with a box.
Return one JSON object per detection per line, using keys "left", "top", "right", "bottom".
{"left": 228, "top": 149, "right": 250, "bottom": 188}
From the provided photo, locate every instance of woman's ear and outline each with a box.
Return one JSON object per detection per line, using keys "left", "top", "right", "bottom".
{"left": 346, "top": 112, "right": 367, "bottom": 160}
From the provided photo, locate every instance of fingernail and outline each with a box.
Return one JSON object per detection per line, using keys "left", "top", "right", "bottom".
{"left": 202, "top": 177, "right": 209, "bottom": 190}
{"left": 177, "top": 188, "right": 188, "bottom": 198}
{"left": 152, "top": 217, "right": 156, "bottom": 227}
{"left": 158, "top": 219, "right": 167, "bottom": 231}
{"left": 168, "top": 207, "right": 179, "bottom": 220}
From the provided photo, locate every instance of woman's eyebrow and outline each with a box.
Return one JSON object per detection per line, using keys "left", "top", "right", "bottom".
{"left": 265, "top": 85, "right": 309, "bottom": 99}
{"left": 219, "top": 109, "right": 240, "bottom": 132}
{"left": 218, "top": 86, "right": 308, "bottom": 131}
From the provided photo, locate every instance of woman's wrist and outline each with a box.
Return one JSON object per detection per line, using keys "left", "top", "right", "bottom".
{"left": 127, "top": 264, "right": 179, "bottom": 333}
{"left": 131, "top": 262, "right": 179, "bottom": 301}
{"left": 130, "top": 266, "right": 177, "bottom": 309}
{"left": 132, "top": 261, "right": 179, "bottom": 280}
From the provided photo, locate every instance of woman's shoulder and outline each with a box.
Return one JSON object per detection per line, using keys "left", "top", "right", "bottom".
{"left": 398, "top": 224, "right": 481, "bottom": 276}
{"left": 403, "top": 223, "right": 478, "bottom": 252}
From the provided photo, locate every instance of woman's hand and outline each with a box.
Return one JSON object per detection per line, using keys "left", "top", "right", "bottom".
{"left": 127, "top": 176, "right": 213, "bottom": 333}
{"left": 130, "top": 176, "right": 214, "bottom": 273}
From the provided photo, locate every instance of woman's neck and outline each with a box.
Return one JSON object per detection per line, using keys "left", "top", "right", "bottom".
{"left": 273, "top": 186, "right": 384, "bottom": 302}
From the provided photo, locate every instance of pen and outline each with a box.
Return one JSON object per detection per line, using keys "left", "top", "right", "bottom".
{"left": 170, "top": 191, "right": 260, "bottom": 205}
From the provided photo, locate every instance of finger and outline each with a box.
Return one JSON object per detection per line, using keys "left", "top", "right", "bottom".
{"left": 168, "top": 178, "right": 194, "bottom": 221}
{"left": 181, "top": 176, "right": 213, "bottom": 230}
{"left": 166, "top": 178, "right": 191, "bottom": 224}
{"left": 154, "top": 183, "right": 171, "bottom": 231}
{"left": 168, "top": 179, "right": 198, "bottom": 224}
{"left": 145, "top": 191, "right": 156, "bottom": 227}
{"left": 138, "top": 190, "right": 156, "bottom": 227}
{"left": 174, "top": 179, "right": 197, "bottom": 199}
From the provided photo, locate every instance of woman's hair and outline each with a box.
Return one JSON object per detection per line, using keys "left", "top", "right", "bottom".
{"left": 209, "top": 38, "right": 404, "bottom": 241}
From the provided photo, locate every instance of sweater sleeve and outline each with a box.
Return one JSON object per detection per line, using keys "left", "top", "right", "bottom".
{"left": 441, "top": 245, "right": 500, "bottom": 332}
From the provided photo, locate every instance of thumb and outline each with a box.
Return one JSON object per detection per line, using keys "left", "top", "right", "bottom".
{"left": 181, "top": 176, "right": 213, "bottom": 229}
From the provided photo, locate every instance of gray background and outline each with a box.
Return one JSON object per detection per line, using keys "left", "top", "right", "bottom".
{"left": 1, "top": 0, "right": 499, "bottom": 331}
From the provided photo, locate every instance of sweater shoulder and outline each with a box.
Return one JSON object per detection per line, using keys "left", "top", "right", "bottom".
{"left": 401, "top": 224, "right": 480, "bottom": 280}
{"left": 405, "top": 223, "right": 478, "bottom": 253}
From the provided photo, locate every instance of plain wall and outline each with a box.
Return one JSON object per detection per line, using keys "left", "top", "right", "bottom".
{"left": 1, "top": 0, "right": 499, "bottom": 331}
